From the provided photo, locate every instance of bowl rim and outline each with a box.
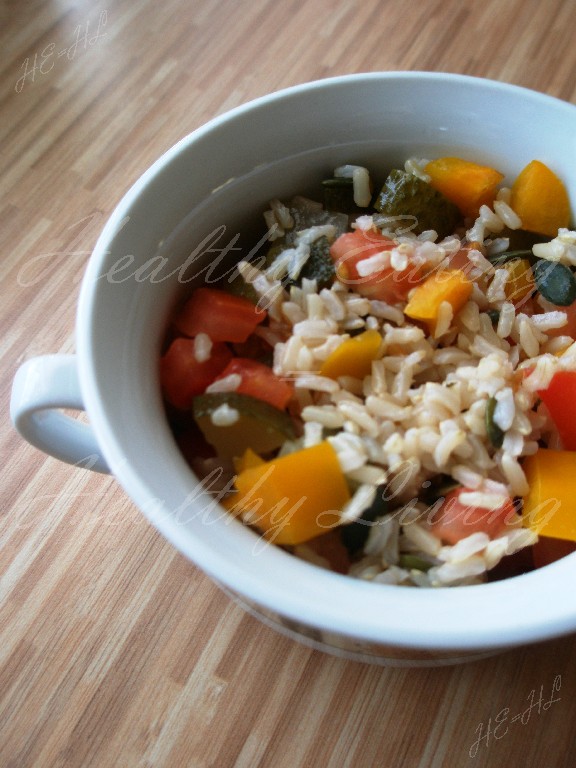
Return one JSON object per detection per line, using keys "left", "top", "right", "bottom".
{"left": 77, "top": 71, "right": 576, "bottom": 652}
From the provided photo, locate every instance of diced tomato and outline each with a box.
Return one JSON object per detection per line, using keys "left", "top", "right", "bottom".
{"left": 558, "top": 300, "right": 576, "bottom": 338}
{"left": 430, "top": 487, "right": 518, "bottom": 545}
{"left": 175, "top": 287, "right": 267, "bottom": 343}
{"left": 330, "top": 229, "right": 423, "bottom": 303}
{"left": 212, "top": 358, "right": 293, "bottom": 410}
{"left": 533, "top": 535, "right": 576, "bottom": 568}
{"left": 538, "top": 370, "right": 576, "bottom": 450}
{"left": 444, "top": 242, "right": 482, "bottom": 275}
{"left": 160, "top": 337, "right": 232, "bottom": 410}
{"left": 357, "top": 265, "right": 423, "bottom": 303}
{"left": 330, "top": 230, "right": 395, "bottom": 267}
{"left": 232, "top": 333, "right": 273, "bottom": 360}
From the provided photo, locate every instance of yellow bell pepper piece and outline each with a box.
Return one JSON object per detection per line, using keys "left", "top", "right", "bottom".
{"left": 319, "top": 329, "right": 382, "bottom": 380}
{"left": 501, "top": 258, "right": 535, "bottom": 304}
{"left": 510, "top": 160, "right": 570, "bottom": 237}
{"left": 425, "top": 157, "right": 504, "bottom": 218}
{"left": 231, "top": 441, "right": 351, "bottom": 545}
{"left": 233, "top": 448, "right": 265, "bottom": 474}
{"left": 522, "top": 449, "right": 576, "bottom": 542}
{"left": 223, "top": 450, "right": 265, "bottom": 516}
{"left": 404, "top": 269, "right": 473, "bottom": 335}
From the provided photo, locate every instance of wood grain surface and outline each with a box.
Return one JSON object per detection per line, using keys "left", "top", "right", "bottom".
{"left": 2, "top": 1, "right": 576, "bottom": 766}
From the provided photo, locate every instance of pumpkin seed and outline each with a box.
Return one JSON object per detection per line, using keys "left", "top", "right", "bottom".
{"left": 533, "top": 259, "right": 576, "bottom": 306}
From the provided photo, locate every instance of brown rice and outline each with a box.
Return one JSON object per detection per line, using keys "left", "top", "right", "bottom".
{"left": 227, "top": 157, "right": 576, "bottom": 586}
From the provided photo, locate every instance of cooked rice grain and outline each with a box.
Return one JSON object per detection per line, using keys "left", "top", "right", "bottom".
{"left": 228, "top": 164, "right": 576, "bottom": 588}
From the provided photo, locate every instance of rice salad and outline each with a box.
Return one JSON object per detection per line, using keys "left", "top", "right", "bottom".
{"left": 160, "top": 155, "right": 576, "bottom": 587}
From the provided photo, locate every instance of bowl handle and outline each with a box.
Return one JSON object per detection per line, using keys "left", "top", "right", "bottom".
{"left": 10, "top": 354, "right": 110, "bottom": 473}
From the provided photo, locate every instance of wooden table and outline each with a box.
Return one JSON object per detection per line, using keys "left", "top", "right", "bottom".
{"left": 2, "top": 1, "right": 576, "bottom": 765}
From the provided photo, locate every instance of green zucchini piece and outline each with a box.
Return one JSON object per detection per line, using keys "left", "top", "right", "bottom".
{"left": 340, "top": 485, "right": 388, "bottom": 556}
{"left": 374, "top": 169, "right": 461, "bottom": 239}
{"left": 533, "top": 259, "right": 576, "bottom": 306}
{"left": 192, "top": 392, "right": 296, "bottom": 459}
{"left": 488, "top": 249, "right": 535, "bottom": 267}
{"left": 485, "top": 396, "right": 505, "bottom": 448}
{"left": 288, "top": 235, "right": 335, "bottom": 289}
{"left": 322, "top": 177, "right": 358, "bottom": 215}
{"left": 225, "top": 269, "right": 261, "bottom": 304}
{"left": 226, "top": 242, "right": 279, "bottom": 304}
{"left": 398, "top": 554, "right": 433, "bottom": 572}
{"left": 287, "top": 201, "right": 348, "bottom": 241}
{"left": 502, "top": 228, "right": 544, "bottom": 252}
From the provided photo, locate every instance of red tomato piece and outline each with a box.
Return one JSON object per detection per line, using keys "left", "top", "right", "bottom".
{"left": 559, "top": 300, "right": 576, "bottom": 338}
{"left": 430, "top": 487, "right": 518, "bottom": 545}
{"left": 330, "top": 230, "right": 394, "bottom": 280}
{"left": 329, "top": 229, "right": 383, "bottom": 259}
{"left": 444, "top": 242, "right": 482, "bottom": 275}
{"left": 538, "top": 371, "right": 576, "bottom": 450}
{"left": 232, "top": 333, "right": 273, "bottom": 360}
{"left": 212, "top": 358, "right": 293, "bottom": 410}
{"left": 175, "top": 287, "right": 267, "bottom": 343}
{"left": 330, "top": 229, "right": 422, "bottom": 303}
{"left": 354, "top": 265, "right": 423, "bottom": 303}
{"left": 160, "top": 337, "right": 232, "bottom": 410}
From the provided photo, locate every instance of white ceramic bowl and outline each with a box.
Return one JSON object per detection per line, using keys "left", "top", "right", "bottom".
{"left": 11, "top": 72, "right": 576, "bottom": 666}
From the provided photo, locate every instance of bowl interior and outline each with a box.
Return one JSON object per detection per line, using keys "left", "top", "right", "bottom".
{"left": 78, "top": 73, "right": 576, "bottom": 651}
